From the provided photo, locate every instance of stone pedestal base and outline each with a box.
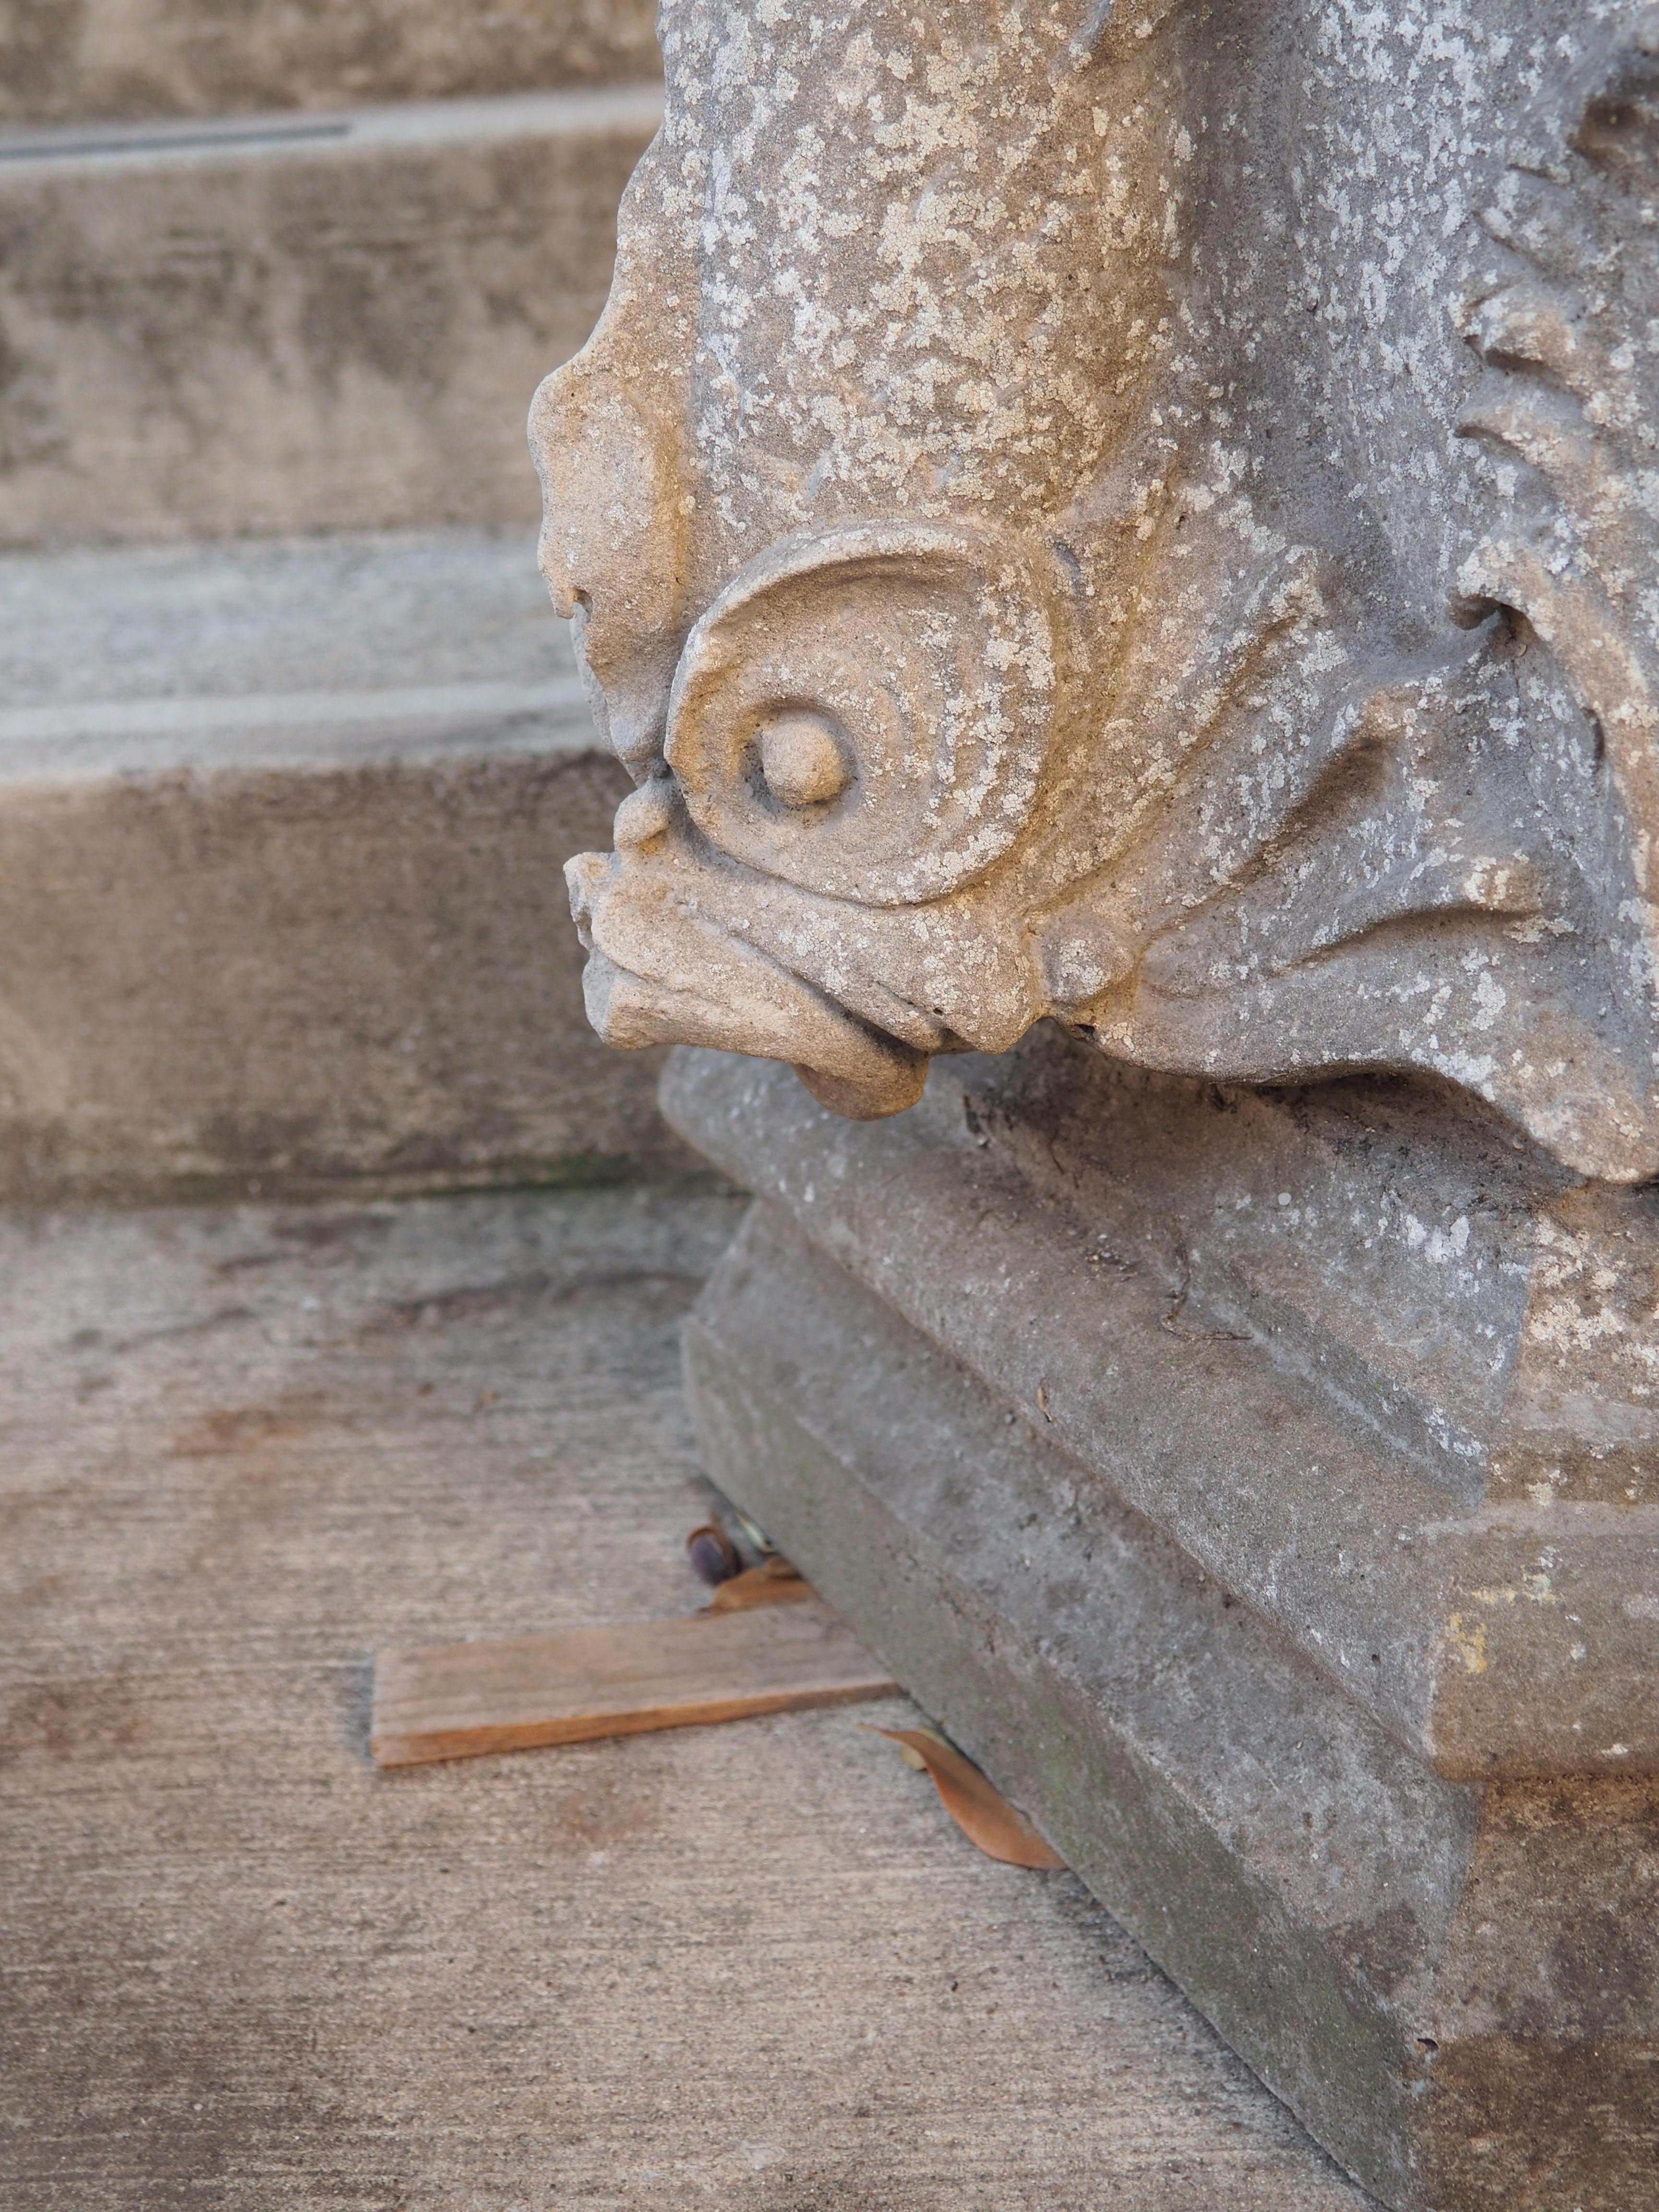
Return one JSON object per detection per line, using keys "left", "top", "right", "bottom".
{"left": 662, "top": 1036, "right": 1659, "bottom": 2212}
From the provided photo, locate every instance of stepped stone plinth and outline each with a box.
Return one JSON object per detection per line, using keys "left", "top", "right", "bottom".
{"left": 664, "top": 1040, "right": 1659, "bottom": 2212}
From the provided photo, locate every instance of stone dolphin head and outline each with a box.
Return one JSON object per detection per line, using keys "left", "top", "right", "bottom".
{"left": 533, "top": 0, "right": 1193, "bottom": 1115}
{"left": 534, "top": 0, "right": 1659, "bottom": 1179}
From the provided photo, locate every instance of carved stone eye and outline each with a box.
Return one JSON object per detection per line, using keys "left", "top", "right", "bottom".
{"left": 756, "top": 710, "right": 852, "bottom": 809}
{"left": 664, "top": 522, "right": 1056, "bottom": 906}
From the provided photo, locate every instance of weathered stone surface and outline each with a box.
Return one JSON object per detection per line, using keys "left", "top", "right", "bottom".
{"left": 0, "top": 531, "right": 688, "bottom": 1199}
{"left": 669, "top": 1046, "right": 1659, "bottom": 2210}
{"left": 0, "top": 1187, "right": 1370, "bottom": 2212}
{"left": 0, "top": 0, "right": 660, "bottom": 126}
{"left": 686, "top": 1202, "right": 1658, "bottom": 2212}
{"left": 527, "top": 0, "right": 1659, "bottom": 2198}
{"left": 0, "top": 89, "right": 658, "bottom": 546}
{"left": 665, "top": 1039, "right": 1659, "bottom": 1783}
{"left": 544, "top": 0, "right": 1659, "bottom": 1179}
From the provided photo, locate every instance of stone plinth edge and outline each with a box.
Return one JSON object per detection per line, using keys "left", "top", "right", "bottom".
{"left": 664, "top": 1040, "right": 1659, "bottom": 2212}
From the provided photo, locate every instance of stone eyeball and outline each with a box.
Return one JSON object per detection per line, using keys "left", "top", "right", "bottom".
{"left": 756, "top": 710, "right": 852, "bottom": 809}
{"left": 664, "top": 522, "right": 1057, "bottom": 906}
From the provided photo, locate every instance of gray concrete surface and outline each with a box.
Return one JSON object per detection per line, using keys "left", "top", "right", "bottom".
{"left": 0, "top": 0, "right": 661, "bottom": 127}
{"left": 0, "top": 528, "right": 599, "bottom": 777}
{"left": 0, "top": 1185, "right": 1371, "bottom": 2211}
{"left": 0, "top": 530, "right": 680, "bottom": 1201}
{"left": 0, "top": 89, "right": 658, "bottom": 546}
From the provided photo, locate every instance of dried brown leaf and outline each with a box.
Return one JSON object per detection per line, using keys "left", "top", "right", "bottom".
{"left": 873, "top": 1726, "right": 1066, "bottom": 1869}
{"left": 702, "top": 1558, "right": 812, "bottom": 1611}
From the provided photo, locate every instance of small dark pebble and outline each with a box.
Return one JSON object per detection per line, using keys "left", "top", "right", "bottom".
{"left": 686, "top": 1522, "right": 740, "bottom": 1585}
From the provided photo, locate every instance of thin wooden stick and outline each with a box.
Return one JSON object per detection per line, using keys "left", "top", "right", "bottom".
{"left": 371, "top": 1596, "right": 897, "bottom": 1768}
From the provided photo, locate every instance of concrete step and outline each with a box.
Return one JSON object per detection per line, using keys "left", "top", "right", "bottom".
{"left": 0, "top": 88, "right": 660, "bottom": 546}
{"left": 0, "top": 527, "right": 686, "bottom": 1202}
{"left": 0, "top": 0, "right": 659, "bottom": 127}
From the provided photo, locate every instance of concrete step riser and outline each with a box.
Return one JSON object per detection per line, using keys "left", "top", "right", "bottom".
{"left": 0, "top": 92, "right": 658, "bottom": 545}
{"left": 0, "top": 0, "right": 659, "bottom": 125}
{"left": 0, "top": 530, "right": 685, "bottom": 1200}
{"left": 0, "top": 752, "right": 690, "bottom": 1202}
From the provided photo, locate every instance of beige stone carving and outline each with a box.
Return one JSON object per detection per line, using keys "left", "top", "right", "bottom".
{"left": 534, "top": 0, "right": 1659, "bottom": 1177}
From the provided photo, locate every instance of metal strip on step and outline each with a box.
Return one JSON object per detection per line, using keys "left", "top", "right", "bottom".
{"left": 0, "top": 87, "right": 666, "bottom": 174}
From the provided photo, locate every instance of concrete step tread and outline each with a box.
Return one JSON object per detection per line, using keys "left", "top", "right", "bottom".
{"left": 0, "top": 529, "right": 601, "bottom": 780}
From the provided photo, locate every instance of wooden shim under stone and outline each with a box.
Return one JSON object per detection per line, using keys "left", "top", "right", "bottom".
{"left": 371, "top": 1597, "right": 899, "bottom": 1768}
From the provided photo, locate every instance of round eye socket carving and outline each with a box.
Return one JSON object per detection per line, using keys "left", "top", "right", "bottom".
{"left": 756, "top": 709, "right": 852, "bottom": 810}
{"left": 664, "top": 521, "right": 1056, "bottom": 907}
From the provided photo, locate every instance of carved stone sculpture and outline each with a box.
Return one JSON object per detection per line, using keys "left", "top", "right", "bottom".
{"left": 537, "top": 0, "right": 1659, "bottom": 1172}
{"left": 531, "top": 5, "right": 1659, "bottom": 2207}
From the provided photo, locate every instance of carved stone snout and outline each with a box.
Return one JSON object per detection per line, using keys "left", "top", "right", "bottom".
{"left": 560, "top": 521, "right": 1058, "bottom": 1118}
{"left": 529, "top": 349, "right": 689, "bottom": 775}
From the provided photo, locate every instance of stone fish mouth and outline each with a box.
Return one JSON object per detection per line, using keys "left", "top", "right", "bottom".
{"left": 552, "top": 510, "right": 1057, "bottom": 1124}
{"left": 564, "top": 844, "right": 928, "bottom": 1120}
